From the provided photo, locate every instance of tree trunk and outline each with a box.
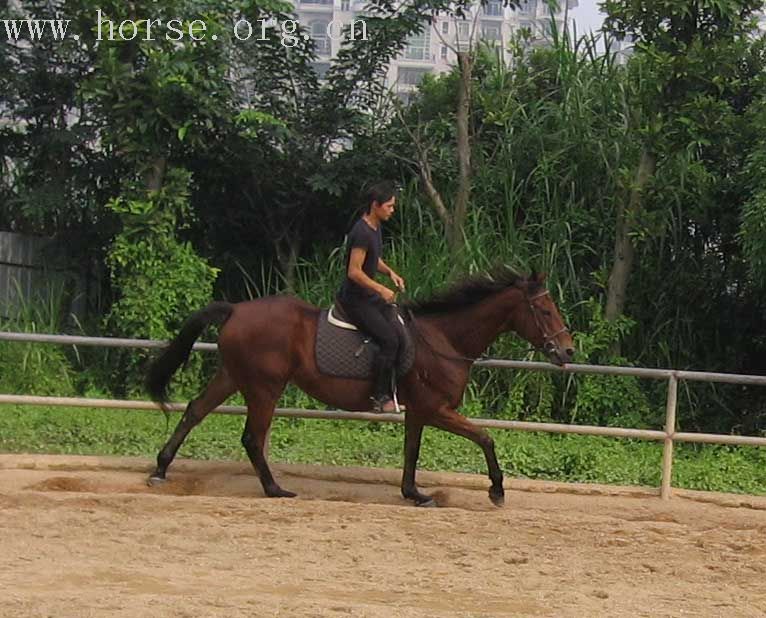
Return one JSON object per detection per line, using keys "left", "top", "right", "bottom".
{"left": 605, "top": 149, "right": 656, "bottom": 333}
{"left": 282, "top": 235, "right": 301, "bottom": 294}
{"left": 145, "top": 157, "right": 167, "bottom": 193}
{"left": 273, "top": 233, "right": 301, "bottom": 294}
{"left": 450, "top": 51, "right": 473, "bottom": 256}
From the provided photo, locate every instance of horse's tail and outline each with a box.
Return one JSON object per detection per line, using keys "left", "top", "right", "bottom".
{"left": 146, "top": 301, "right": 234, "bottom": 405}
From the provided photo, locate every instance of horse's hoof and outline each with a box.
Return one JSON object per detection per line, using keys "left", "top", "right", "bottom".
{"left": 415, "top": 497, "right": 438, "bottom": 508}
{"left": 403, "top": 488, "right": 437, "bottom": 507}
{"left": 489, "top": 491, "right": 505, "bottom": 507}
{"left": 267, "top": 487, "right": 297, "bottom": 498}
{"left": 147, "top": 475, "right": 166, "bottom": 487}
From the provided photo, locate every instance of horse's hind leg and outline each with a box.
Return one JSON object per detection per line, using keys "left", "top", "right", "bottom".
{"left": 148, "top": 366, "right": 236, "bottom": 485}
{"left": 240, "top": 382, "right": 295, "bottom": 498}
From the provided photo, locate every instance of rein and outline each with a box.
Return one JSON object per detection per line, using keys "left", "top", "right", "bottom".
{"left": 396, "top": 300, "right": 483, "bottom": 365}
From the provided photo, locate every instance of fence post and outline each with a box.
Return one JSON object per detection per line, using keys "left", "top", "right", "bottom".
{"left": 661, "top": 373, "right": 678, "bottom": 499}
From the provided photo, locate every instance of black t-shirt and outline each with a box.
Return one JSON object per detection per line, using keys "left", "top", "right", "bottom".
{"left": 338, "top": 218, "right": 382, "bottom": 302}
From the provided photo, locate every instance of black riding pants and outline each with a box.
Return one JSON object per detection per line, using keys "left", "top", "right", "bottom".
{"left": 339, "top": 294, "right": 400, "bottom": 398}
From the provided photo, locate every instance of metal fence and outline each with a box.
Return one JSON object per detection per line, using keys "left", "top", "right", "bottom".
{"left": 2, "top": 330, "right": 766, "bottom": 500}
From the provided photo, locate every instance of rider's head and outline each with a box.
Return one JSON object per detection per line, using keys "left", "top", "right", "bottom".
{"left": 364, "top": 180, "right": 398, "bottom": 220}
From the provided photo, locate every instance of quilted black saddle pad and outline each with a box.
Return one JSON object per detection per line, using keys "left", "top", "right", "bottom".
{"left": 315, "top": 306, "right": 416, "bottom": 380}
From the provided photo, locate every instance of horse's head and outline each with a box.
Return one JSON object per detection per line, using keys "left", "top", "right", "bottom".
{"left": 512, "top": 273, "right": 574, "bottom": 366}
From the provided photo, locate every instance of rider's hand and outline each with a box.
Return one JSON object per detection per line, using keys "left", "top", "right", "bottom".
{"left": 381, "top": 287, "right": 397, "bottom": 303}
{"left": 391, "top": 272, "right": 406, "bottom": 291}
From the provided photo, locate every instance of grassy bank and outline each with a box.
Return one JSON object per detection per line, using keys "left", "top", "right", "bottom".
{"left": 1, "top": 403, "right": 765, "bottom": 495}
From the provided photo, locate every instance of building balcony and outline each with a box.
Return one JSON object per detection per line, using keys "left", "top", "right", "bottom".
{"left": 401, "top": 48, "right": 436, "bottom": 63}
{"left": 482, "top": 2, "right": 504, "bottom": 19}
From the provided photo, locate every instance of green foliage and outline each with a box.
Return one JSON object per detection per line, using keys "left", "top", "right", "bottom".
{"left": 74, "top": 0, "right": 238, "bottom": 394}
{"left": 570, "top": 299, "right": 655, "bottom": 427}
{"left": 0, "top": 281, "right": 76, "bottom": 396}
{"left": 104, "top": 168, "right": 218, "bottom": 395}
{"left": 106, "top": 229, "right": 218, "bottom": 340}
{"left": 78, "top": 0, "right": 249, "bottom": 156}
{"left": 739, "top": 101, "right": 766, "bottom": 290}
{"left": 740, "top": 189, "right": 766, "bottom": 289}
{"left": 0, "top": 0, "right": 116, "bottom": 278}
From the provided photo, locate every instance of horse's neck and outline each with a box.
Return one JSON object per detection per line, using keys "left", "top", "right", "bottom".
{"left": 428, "top": 293, "right": 517, "bottom": 358}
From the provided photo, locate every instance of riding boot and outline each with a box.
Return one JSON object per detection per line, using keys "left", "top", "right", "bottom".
{"left": 370, "top": 354, "right": 396, "bottom": 413}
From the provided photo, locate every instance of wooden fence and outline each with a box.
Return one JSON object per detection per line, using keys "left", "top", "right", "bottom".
{"left": 0, "top": 231, "right": 87, "bottom": 320}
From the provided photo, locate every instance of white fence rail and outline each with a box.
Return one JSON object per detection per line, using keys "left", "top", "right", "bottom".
{"left": 1, "top": 331, "right": 766, "bottom": 499}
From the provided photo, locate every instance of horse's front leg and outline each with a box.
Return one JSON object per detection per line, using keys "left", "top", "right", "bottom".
{"left": 400, "top": 415, "right": 436, "bottom": 507}
{"left": 431, "top": 405, "right": 505, "bottom": 507}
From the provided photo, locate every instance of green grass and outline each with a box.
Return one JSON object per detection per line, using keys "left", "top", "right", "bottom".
{"left": 2, "top": 403, "right": 765, "bottom": 495}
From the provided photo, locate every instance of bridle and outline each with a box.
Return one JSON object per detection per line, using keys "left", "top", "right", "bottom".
{"left": 526, "top": 290, "right": 570, "bottom": 356}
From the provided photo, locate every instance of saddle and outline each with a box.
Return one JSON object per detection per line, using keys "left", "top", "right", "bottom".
{"left": 315, "top": 302, "right": 416, "bottom": 380}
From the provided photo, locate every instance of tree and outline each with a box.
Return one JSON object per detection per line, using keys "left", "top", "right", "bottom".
{"left": 73, "top": 0, "right": 255, "bottom": 390}
{"left": 600, "top": 0, "right": 764, "bottom": 327}
{"left": 0, "top": 0, "right": 114, "bottom": 235}
{"left": 385, "top": 1, "right": 533, "bottom": 259}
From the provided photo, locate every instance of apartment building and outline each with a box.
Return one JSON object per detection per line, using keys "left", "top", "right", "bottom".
{"left": 291, "top": 0, "right": 578, "bottom": 101}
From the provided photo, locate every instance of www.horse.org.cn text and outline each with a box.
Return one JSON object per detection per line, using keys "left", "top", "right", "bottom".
{"left": 1, "top": 11, "right": 370, "bottom": 47}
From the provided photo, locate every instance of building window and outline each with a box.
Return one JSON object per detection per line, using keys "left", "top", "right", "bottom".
{"left": 519, "top": 0, "right": 536, "bottom": 15}
{"left": 484, "top": 1, "right": 502, "bottom": 16}
{"left": 310, "top": 20, "right": 331, "bottom": 55}
{"left": 312, "top": 62, "right": 331, "bottom": 79}
{"left": 398, "top": 67, "right": 430, "bottom": 86}
{"left": 404, "top": 26, "right": 431, "bottom": 61}
{"left": 440, "top": 45, "right": 448, "bottom": 59}
{"left": 481, "top": 22, "right": 501, "bottom": 41}
{"left": 441, "top": 21, "right": 449, "bottom": 34}
{"left": 341, "top": 0, "right": 350, "bottom": 9}
{"left": 457, "top": 21, "right": 470, "bottom": 39}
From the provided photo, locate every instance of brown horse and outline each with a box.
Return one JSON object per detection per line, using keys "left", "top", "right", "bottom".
{"left": 146, "top": 269, "right": 574, "bottom": 507}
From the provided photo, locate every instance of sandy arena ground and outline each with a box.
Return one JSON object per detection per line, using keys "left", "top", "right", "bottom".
{"left": 0, "top": 454, "right": 765, "bottom": 617}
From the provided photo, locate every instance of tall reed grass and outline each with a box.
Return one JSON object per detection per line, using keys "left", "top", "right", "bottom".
{"left": 0, "top": 277, "right": 76, "bottom": 395}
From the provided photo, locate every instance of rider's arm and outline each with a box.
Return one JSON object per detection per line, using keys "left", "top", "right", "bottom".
{"left": 378, "top": 258, "right": 405, "bottom": 290}
{"left": 348, "top": 248, "right": 394, "bottom": 300}
{"left": 377, "top": 258, "right": 393, "bottom": 277}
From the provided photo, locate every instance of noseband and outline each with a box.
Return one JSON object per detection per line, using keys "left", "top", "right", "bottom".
{"left": 526, "top": 290, "right": 570, "bottom": 354}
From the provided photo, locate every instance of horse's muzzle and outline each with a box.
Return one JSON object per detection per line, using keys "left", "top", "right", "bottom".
{"left": 546, "top": 344, "right": 574, "bottom": 366}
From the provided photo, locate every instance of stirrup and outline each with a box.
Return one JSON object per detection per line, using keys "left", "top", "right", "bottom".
{"left": 369, "top": 396, "right": 403, "bottom": 414}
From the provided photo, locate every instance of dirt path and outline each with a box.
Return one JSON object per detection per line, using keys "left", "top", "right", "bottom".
{"left": 0, "top": 454, "right": 764, "bottom": 617}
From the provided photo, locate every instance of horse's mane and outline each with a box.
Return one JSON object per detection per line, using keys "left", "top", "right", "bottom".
{"left": 406, "top": 266, "right": 539, "bottom": 316}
